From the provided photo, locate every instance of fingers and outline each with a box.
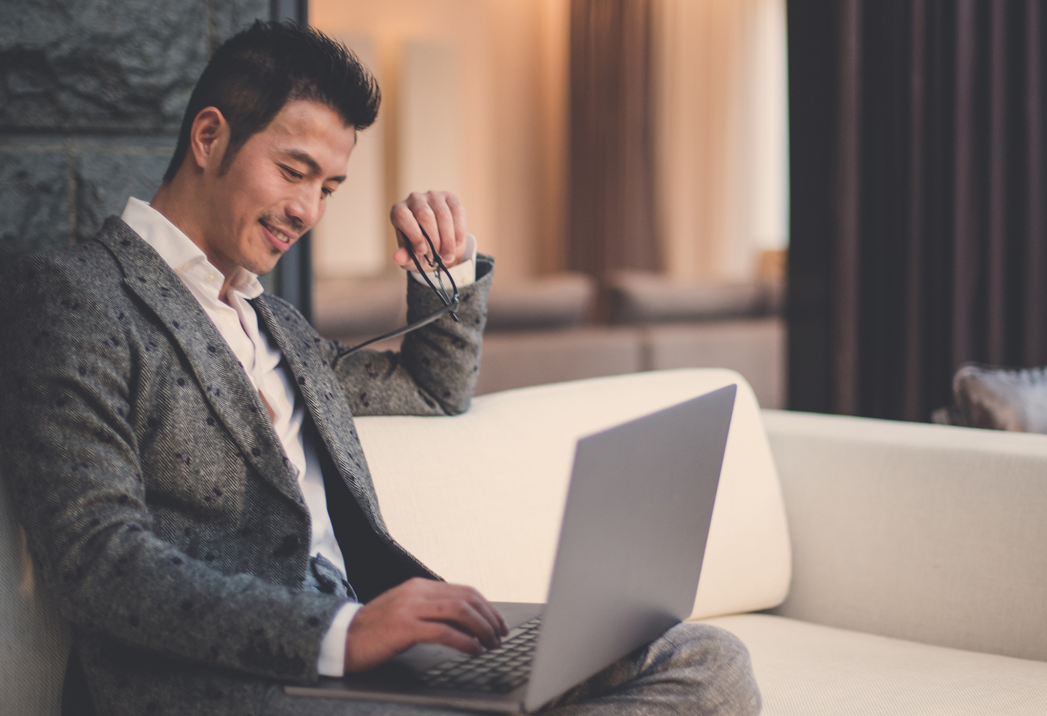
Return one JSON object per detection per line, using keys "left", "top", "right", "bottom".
{"left": 443, "top": 193, "right": 468, "bottom": 264}
{"left": 461, "top": 588, "right": 509, "bottom": 638}
{"left": 398, "top": 579, "right": 504, "bottom": 649}
{"left": 390, "top": 202, "right": 423, "bottom": 268}
{"left": 417, "top": 622, "right": 484, "bottom": 656}
{"left": 389, "top": 191, "right": 468, "bottom": 269}
{"left": 342, "top": 578, "right": 508, "bottom": 673}
{"left": 448, "top": 583, "right": 508, "bottom": 640}
{"left": 426, "top": 594, "right": 502, "bottom": 650}
{"left": 431, "top": 199, "right": 457, "bottom": 265}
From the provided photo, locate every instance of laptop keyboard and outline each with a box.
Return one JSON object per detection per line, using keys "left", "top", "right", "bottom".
{"left": 418, "top": 616, "right": 542, "bottom": 693}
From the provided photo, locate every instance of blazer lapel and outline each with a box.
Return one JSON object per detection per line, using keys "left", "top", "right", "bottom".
{"left": 96, "top": 218, "right": 304, "bottom": 507}
{"left": 251, "top": 295, "right": 385, "bottom": 528}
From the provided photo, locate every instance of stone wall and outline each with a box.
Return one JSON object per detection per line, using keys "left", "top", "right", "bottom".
{"left": 0, "top": 0, "right": 269, "bottom": 256}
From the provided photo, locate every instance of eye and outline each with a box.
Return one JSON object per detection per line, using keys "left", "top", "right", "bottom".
{"left": 280, "top": 165, "right": 303, "bottom": 181}
{"left": 321, "top": 186, "right": 335, "bottom": 197}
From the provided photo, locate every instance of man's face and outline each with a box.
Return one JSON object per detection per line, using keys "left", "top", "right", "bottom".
{"left": 200, "top": 99, "right": 355, "bottom": 277}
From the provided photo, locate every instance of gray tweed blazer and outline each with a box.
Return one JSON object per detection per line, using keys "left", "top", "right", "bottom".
{"left": 0, "top": 217, "right": 493, "bottom": 716}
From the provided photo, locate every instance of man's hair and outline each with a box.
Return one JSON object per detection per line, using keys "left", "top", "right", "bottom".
{"left": 163, "top": 21, "right": 380, "bottom": 182}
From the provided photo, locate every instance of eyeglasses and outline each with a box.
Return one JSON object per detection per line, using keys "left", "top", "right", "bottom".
{"left": 339, "top": 227, "right": 460, "bottom": 357}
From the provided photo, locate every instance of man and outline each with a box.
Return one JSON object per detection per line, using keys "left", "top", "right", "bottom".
{"left": 0, "top": 21, "right": 760, "bottom": 716}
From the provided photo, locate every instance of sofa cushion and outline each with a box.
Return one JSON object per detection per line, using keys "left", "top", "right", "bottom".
{"left": 643, "top": 319, "right": 785, "bottom": 409}
{"left": 314, "top": 272, "right": 597, "bottom": 341}
{"left": 705, "top": 614, "right": 1047, "bottom": 716}
{"left": 606, "top": 271, "right": 772, "bottom": 324}
{"left": 483, "top": 272, "right": 596, "bottom": 331}
{"left": 356, "top": 368, "right": 791, "bottom": 619}
{"left": 474, "top": 327, "right": 644, "bottom": 395}
{"left": 313, "top": 275, "right": 406, "bottom": 340}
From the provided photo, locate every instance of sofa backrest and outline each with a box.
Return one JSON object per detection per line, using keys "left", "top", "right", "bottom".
{"left": 356, "top": 368, "right": 792, "bottom": 619}
{"left": 0, "top": 472, "right": 71, "bottom": 716}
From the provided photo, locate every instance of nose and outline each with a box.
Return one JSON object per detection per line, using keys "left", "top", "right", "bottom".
{"left": 285, "top": 184, "right": 323, "bottom": 233}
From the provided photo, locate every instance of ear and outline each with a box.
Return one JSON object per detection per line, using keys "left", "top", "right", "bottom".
{"left": 189, "top": 107, "right": 228, "bottom": 172}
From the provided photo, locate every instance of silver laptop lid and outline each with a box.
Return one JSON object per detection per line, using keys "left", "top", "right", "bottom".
{"left": 524, "top": 385, "right": 736, "bottom": 711}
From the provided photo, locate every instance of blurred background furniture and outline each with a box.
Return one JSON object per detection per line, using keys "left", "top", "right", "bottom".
{"left": 933, "top": 363, "right": 1047, "bottom": 433}
{"left": 314, "top": 271, "right": 786, "bottom": 408}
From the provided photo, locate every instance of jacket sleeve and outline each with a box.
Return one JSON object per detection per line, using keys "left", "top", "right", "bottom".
{"left": 0, "top": 254, "right": 346, "bottom": 684}
{"left": 323, "top": 254, "right": 494, "bottom": 417}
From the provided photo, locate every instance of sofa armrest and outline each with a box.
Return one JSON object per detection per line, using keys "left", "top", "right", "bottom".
{"left": 763, "top": 409, "right": 1047, "bottom": 661}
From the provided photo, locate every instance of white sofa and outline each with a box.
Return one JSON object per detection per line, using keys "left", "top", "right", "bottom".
{"left": 5, "top": 369, "right": 1047, "bottom": 714}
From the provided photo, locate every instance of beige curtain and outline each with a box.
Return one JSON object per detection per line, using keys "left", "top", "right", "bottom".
{"left": 651, "top": 0, "right": 788, "bottom": 282}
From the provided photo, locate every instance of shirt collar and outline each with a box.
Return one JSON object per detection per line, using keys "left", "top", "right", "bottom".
{"left": 121, "top": 197, "right": 264, "bottom": 300}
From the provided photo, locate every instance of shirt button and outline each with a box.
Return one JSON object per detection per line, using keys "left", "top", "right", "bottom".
{"left": 207, "top": 271, "right": 217, "bottom": 283}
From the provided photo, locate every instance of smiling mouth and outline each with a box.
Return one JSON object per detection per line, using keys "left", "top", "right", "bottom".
{"left": 259, "top": 219, "right": 296, "bottom": 250}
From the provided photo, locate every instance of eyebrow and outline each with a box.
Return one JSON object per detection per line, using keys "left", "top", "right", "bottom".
{"left": 282, "top": 150, "right": 346, "bottom": 183}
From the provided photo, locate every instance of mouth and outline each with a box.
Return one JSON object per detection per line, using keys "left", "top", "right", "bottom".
{"left": 259, "top": 219, "right": 296, "bottom": 252}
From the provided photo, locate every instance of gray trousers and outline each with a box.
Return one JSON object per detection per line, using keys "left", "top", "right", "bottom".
{"left": 262, "top": 621, "right": 761, "bottom": 716}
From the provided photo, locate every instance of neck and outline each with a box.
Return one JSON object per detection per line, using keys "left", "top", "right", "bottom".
{"left": 151, "top": 170, "right": 240, "bottom": 303}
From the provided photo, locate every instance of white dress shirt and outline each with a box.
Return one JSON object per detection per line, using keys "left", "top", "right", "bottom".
{"left": 121, "top": 198, "right": 476, "bottom": 676}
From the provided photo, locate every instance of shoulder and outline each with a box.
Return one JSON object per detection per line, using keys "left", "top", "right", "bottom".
{"left": 4, "top": 239, "right": 122, "bottom": 309}
{"left": 2, "top": 226, "right": 136, "bottom": 363}
{"left": 5, "top": 217, "right": 130, "bottom": 296}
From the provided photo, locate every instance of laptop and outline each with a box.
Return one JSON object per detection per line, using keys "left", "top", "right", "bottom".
{"left": 285, "top": 384, "right": 737, "bottom": 713}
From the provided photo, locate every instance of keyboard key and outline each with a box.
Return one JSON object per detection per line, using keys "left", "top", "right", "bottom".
{"left": 418, "top": 616, "right": 542, "bottom": 693}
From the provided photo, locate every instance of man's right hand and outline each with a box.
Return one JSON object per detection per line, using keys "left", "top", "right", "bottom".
{"left": 343, "top": 577, "right": 510, "bottom": 673}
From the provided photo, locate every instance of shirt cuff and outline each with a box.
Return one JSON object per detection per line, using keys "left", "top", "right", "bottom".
{"left": 317, "top": 601, "right": 362, "bottom": 676}
{"left": 410, "top": 234, "right": 477, "bottom": 288}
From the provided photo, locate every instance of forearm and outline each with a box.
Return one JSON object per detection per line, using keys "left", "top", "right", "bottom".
{"left": 329, "top": 254, "right": 494, "bottom": 417}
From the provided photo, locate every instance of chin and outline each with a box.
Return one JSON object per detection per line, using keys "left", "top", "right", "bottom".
{"left": 255, "top": 260, "right": 281, "bottom": 277}
{"left": 238, "top": 242, "right": 284, "bottom": 276}
{"left": 235, "top": 253, "right": 278, "bottom": 278}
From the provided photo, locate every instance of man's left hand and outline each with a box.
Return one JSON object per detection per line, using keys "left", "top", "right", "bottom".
{"left": 390, "top": 191, "right": 468, "bottom": 270}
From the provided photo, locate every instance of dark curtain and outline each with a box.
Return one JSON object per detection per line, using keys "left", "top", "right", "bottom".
{"left": 568, "top": 0, "right": 659, "bottom": 291}
{"left": 788, "top": 0, "right": 1047, "bottom": 421}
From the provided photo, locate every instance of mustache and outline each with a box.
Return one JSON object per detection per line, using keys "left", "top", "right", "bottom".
{"left": 260, "top": 213, "right": 305, "bottom": 237}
